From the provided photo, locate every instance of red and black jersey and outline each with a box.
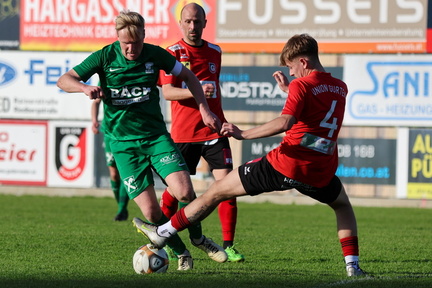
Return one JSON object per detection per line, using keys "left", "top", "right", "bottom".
{"left": 159, "top": 39, "right": 226, "bottom": 143}
{"left": 267, "top": 71, "right": 347, "bottom": 188}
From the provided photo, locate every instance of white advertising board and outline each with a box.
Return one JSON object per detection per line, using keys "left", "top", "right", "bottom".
{"left": 47, "top": 121, "right": 94, "bottom": 188}
{"left": 343, "top": 55, "right": 432, "bottom": 126}
{"left": 0, "top": 120, "right": 48, "bottom": 185}
{"left": 0, "top": 51, "right": 98, "bottom": 120}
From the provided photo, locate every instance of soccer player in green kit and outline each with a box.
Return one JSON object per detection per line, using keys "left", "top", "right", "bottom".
{"left": 57, "top": 10, "right": 227, "bottom": 270}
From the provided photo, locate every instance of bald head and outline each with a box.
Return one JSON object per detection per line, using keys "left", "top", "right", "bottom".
{"left": 179, "top": 2, "right": 207, "bottom": 46}
{"left": 180, "top": 3, "right": 206, "bottom": 20}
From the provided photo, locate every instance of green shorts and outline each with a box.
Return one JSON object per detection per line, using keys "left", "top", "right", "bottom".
{"left": 109, "top": 133, "right": 189, "bottom": 199}
{"left": 103, "top": 135, "right": 116, "bottom": 167}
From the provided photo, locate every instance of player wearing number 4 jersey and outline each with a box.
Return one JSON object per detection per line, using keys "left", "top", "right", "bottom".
{"left": 133, "top": 33, "right": 368, "bottom": 277}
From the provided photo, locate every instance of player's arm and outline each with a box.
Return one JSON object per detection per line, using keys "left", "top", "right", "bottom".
{"left": 91, "top": 99, "right": 101, "bottom": 134}
{"left": 172, "top": 62, "right": 221, "bottom": 132}
{"left": 221, "top": 114, "right": 296, "bottom": 140}
{"left": 162, "top": 82, "right": 215, "bottom": 101}
{"left": 162, "top": 83, "right": 194, "bottom": 101}
{"left": 57, "top": 69, "right": 104, "bottom": 100}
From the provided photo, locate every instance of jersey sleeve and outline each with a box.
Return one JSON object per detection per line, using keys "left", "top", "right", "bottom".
{"left": 158, "top": 48, "right": 177, "bottom": 86}
{"left": 281, "top": 79, "right": 305, "bottom": 119}
{"left": 158, "top": 47, "right": 177, "bottom": 76}
{"left": 73, "top": 50, "right": 103, "bottom": 82}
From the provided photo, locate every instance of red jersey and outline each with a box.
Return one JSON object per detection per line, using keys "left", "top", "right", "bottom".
{"left": 266, "top": 71, "right": 347, "bottom": 187}
{"left": 159, "top": 39, "right": 226, "bottom": 143}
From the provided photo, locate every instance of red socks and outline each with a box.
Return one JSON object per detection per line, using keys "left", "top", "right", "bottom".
{"left": 159, "top": 189, "right": 190, "bottom": 232}
{"left": 161, "top": 189, "right": 239, "bottom": 238}
{"left": 160, "top": 189, "right": 178, "bottom": 218}
{"left": 218, "top": 198, "right": 237, "bottom": 242}
{"left": 171, "top": 207, "right": 191, "bottom": 231}
{"left": 340, "top": 236, "right": 359, "bottom": 257}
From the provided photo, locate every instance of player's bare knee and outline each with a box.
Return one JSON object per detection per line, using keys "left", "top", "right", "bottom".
{"left": 175, "top": 189, "right": 195, "bottom": 203}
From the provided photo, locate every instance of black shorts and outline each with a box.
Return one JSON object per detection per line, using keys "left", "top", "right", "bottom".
{"left": 238, "top": 156, "right": 342, "bottom": 204}
{"left": 176, "top": 137, "right": 233, "bottom": 175}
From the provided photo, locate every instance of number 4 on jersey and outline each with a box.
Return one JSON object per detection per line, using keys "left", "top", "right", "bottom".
{"left": 320, "top": 100, "right": 338, "bottom": 138}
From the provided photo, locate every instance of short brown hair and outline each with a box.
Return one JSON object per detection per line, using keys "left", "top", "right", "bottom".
{"left": 279, "top": 34, "right": 319, "bottom": 66}
{"left": 115, "top": 10, "right": 145, "bottom": 41}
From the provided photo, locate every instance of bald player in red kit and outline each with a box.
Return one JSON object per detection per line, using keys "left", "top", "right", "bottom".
{"left": 158, "top": 2, "right": 245, "bottom": 263}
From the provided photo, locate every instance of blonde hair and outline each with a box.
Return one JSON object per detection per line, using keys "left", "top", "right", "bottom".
{"left": 115, "top": 10, "right": 145, "bottom": 41}
{"left": 280, "top": 34, "right": 319, "bottom": 66}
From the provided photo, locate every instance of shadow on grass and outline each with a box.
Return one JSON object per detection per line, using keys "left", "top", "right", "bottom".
{"left": 0, "top": 277, "right": 313, "bottom": 288}
{"left": 2, "top": 273, "right": 432, "bottom": 288}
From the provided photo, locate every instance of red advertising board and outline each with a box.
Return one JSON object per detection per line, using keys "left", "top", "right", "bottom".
{"left": 19, "top": 0, "right": 428, "bottom": 53}
{"left": 20, "top": 0, "right": 216, "bottom": 51}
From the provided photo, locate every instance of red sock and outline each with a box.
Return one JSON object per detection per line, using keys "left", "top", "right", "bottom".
{"left": 160, "top": 189, "right": 178, "bottom": 218}
{"left": 171, "top": 207, "right": 190, "bottom": 231}
{"left": 218, "top": 198, "right": 237, "bottom": 241}
{"left": 340, "top": 236, "right": 359, "bottom": 256}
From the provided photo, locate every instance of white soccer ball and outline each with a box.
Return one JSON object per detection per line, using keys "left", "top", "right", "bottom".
{"left": 133, "top": 244, "right": 169, "bottom": 274}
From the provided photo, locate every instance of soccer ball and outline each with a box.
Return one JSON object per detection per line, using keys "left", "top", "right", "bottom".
{"left": 133, "top": 244, "right": 169, "bottom": 274}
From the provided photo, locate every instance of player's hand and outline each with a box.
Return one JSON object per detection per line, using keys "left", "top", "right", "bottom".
{"left": 202, "top": 83, "right": 215, "bottom": 98}
{"left": 221, "top": 122, "right": 244, "bottom": 140}
{"left": 272, "top": 71, "right": 290, "bottom": 93}
{"left": 92, "top": 121, "right": 100, "bottom": 134}
{"left": 201, "top": 109, "right": 221, "bottom": 134}
{"left": 83, "top": 85, "right": 105, "bottom": 100}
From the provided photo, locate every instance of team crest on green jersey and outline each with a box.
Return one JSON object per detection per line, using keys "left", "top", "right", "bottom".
{"left": 145, "top": 62, "right": 154, "bottom": 74}
{"left": 123, "top": 176, "right": 138, "bottom": 195}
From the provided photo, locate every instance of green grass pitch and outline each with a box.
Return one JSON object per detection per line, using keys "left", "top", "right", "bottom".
{"left": 0, "top": 193, "right": 430, "bottom": 288}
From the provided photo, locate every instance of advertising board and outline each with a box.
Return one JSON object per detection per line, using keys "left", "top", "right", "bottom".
{"left": 344, "top": 55, "right": 432, "bottom": 126}
{"left": 241, "top": 136, "right": 396, "bottom": 186}
{"left": 221, "top": 66, "right": 343, "bottom": 111}
{"left": 0, "top": 120, "right": 48, "bottom": 186}
{"left": 47, "top": 121, "right": 94, "bottom": 188}
{"left": 0, "top": 51, "right": 98, "bottom": 120}
{"left": 16, "top": 0, "right": 428, "bottom": 53}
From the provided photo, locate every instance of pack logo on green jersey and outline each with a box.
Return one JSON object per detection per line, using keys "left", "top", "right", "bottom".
{"left": 111, "top": 86, "right": 151, "bottom": 106}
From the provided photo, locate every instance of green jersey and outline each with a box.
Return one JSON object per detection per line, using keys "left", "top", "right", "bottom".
{"left": 74, "top": 41, "right": 176, "bottom": 141}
